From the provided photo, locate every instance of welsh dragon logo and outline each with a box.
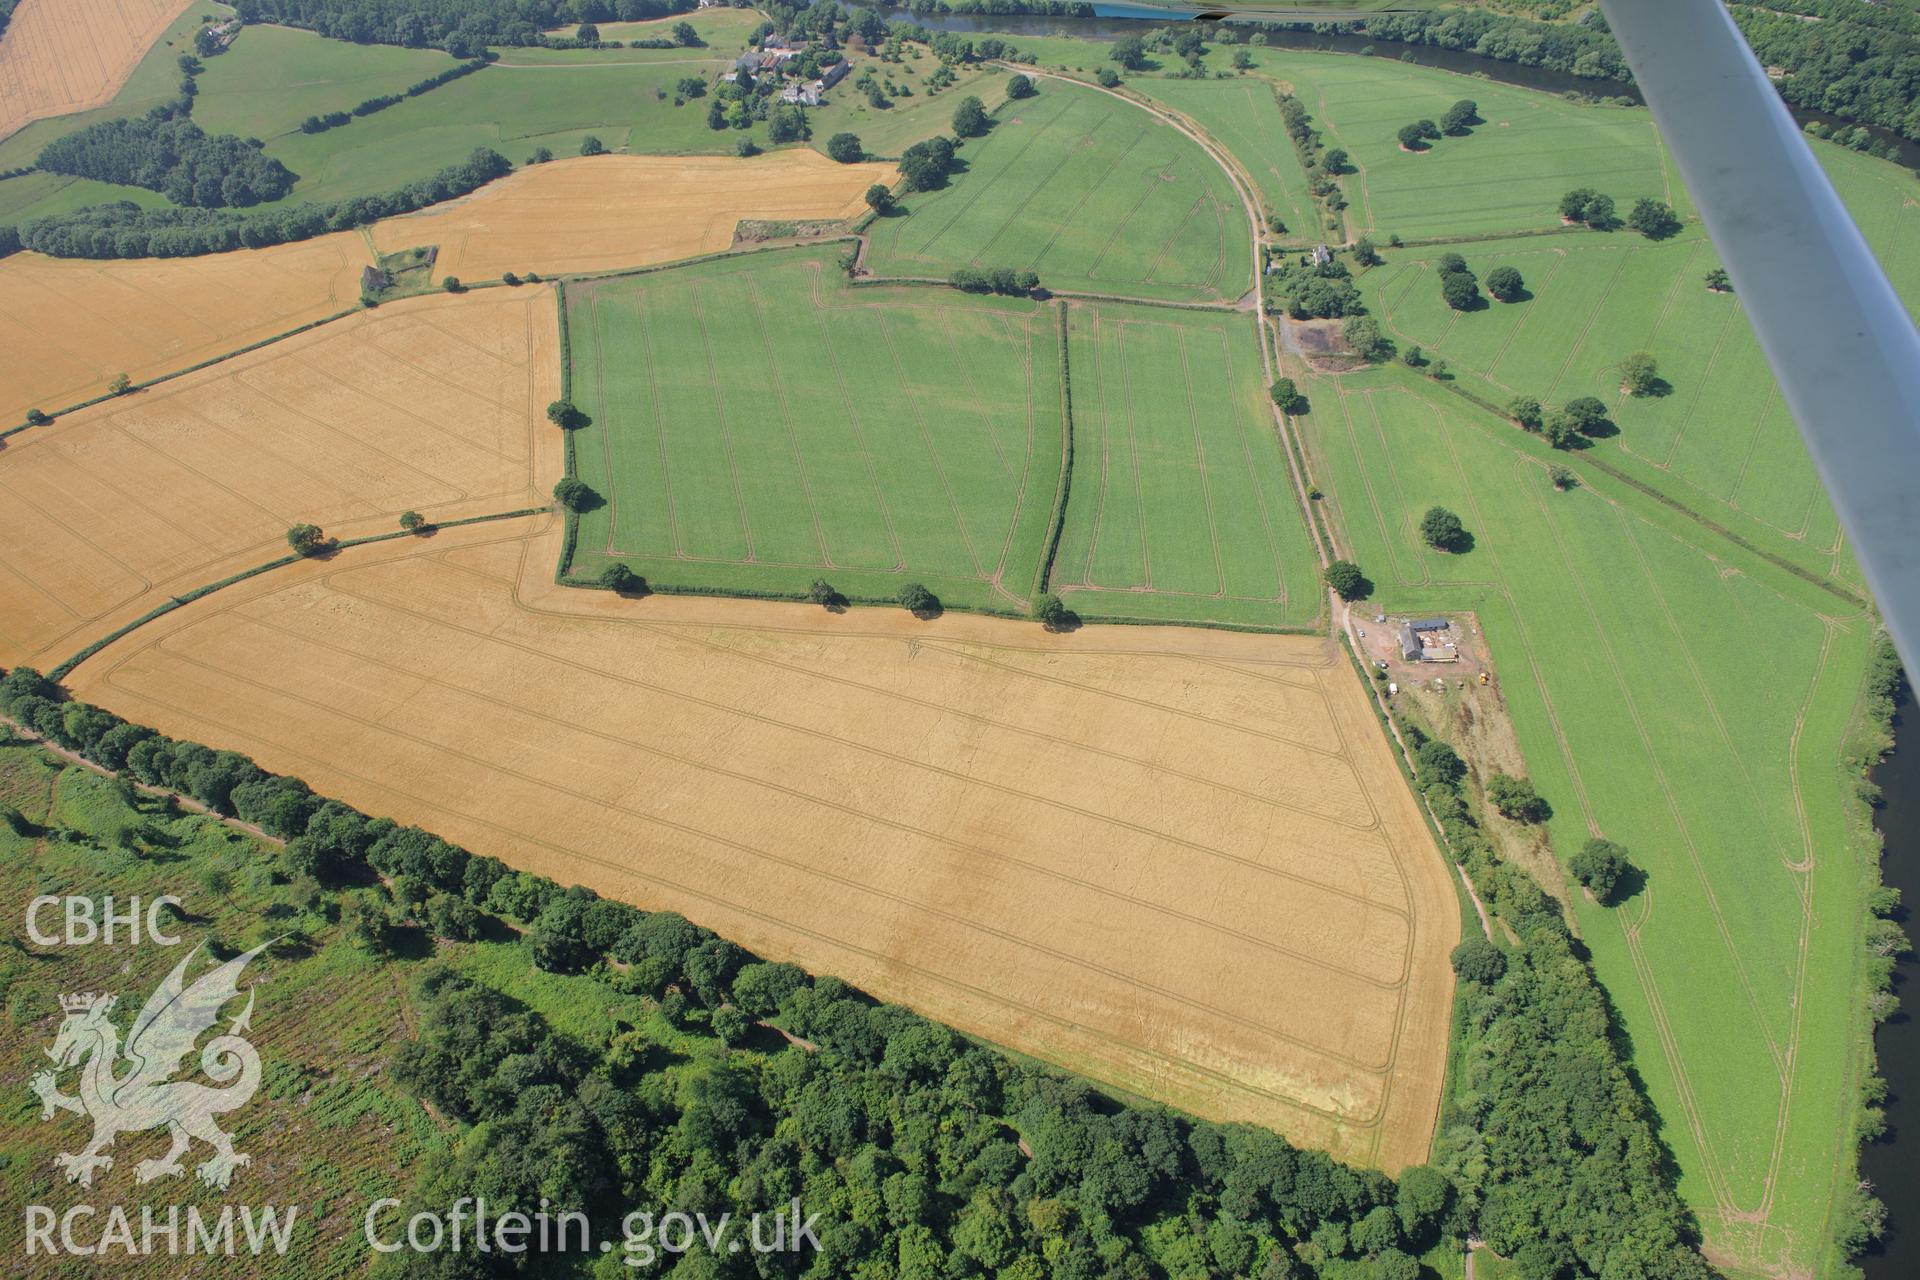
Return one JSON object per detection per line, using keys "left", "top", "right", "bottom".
{"left": 30, "top": 942, "right": 268, "bottom": 1190}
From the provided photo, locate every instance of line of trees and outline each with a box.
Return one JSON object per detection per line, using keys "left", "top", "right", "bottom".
{"left": 300, "top": 57, "right": 490, "bottom": 136}
{"left": 37, "top": 110, "right": 298, "bottom": 208}
{"left": 4, "top": 147, "right": 510, "bottom": 259}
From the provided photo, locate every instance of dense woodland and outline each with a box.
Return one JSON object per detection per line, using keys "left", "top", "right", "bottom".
{"left": 6, "top": 146, "right": 509, "bottom": 257}
{"left": 37, "top": 110, "right": 297, "bottom": 207}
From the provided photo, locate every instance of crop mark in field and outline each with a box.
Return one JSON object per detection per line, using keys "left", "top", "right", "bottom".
{"left": 972, "top": 119, "right": 1135, "bottom": 270}
{"left": 687, "top": 280, "right": 759, "bottom": 561}
{"left": 1085, "top": 157, "right": 1192, "bottom": 291}
{"left": 745, "top": 277, "right": 834, "bottom": 567}
{"left": 1020, "top": 125, "right": 1149, "bottom": 275}
{"left": 1541, "top": 247, "right": 1633, "bottom": 404}
{"left": 874, "top": 318, "right": 987, "bottom": 580}
{"left": 1112, "top": 321, "right": 1157, "bottom": 589}
{"left": 1481, "top": 250, "right": 1569, "bottom": 381}
{"left": 807, "top": 269, "right": 906, "bottom": 572}
{"left": 222, "top": 601, "right": 1410, "bottom": 992}
{"left": 907, "top": 91, "right": 1085, "bottom": 262}
{"left": 1175, "top": 326, "right": 1229, "bottom": 597}
{"left": 1217, "top": 326, "right": 1288, "bottom": 605}
{"left": 140, "top": 572, "right": 1418, "bottom": 1086}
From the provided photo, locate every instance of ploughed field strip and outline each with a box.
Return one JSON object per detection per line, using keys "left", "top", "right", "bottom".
{"left": 566, "top": 246, "right": 1064, "bottom": 612}
{"left": 0, "top": 231, "right": 374, "bottom": 427}
{"left": 864, "top": 77, "right": 1251, "bottom": 304}
{"left": 1053, "top": 298, "right": 1323, "bottom": 630}
{"left": 370, "top": 151, "right": 898, "bottom": 284}
{"left": 0, "top": 0, "right": 193, "bottom": 140}
{"left": 0, "top": 287, "right": 558, "bottom": 669}
{"left": 68, "top": 524, "right": 1460, "bottom": 1171}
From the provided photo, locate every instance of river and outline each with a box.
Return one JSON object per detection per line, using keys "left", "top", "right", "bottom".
{"left": 859, "top": 4, "right": 1920, "bottom": 169}
{"left": 1863, "top": 713, "right": 1919, "bottom": 1280}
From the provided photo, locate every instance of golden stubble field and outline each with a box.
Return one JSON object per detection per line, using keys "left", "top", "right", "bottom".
{"left": 0, "top": 285, "right": 558, "bottom": 670}
{"left": 370, "top": 151, "right": 899, "bottom": 282}
{"left": 0, "top": 231, "right": 375, "bottom": 428}
{"left": 67, "top": 516, "right": 1460, "bottom": 1171}
{"left": 0, "top": 0, "right": 192, "bottom": 139}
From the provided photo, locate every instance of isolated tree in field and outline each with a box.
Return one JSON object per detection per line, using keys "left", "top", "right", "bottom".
{"left": 1096, "top": 66, "right": 1121, "bottom": 88}
{"left": 826, "top": 132, "right": 864, "bottom": 163}
{"left": 1232, "top": 48, "right": 1253, "bottom": 71}
{"left": 1, "top": 803, "right": 31, "bottom": 837}
{"left": 1441, "top": 99, "right": 1478, "bottom": 135}
{"left": 546, "top": 399, "right": 584, "bottom": 429}
{"left": 1351, "top": 235, "right": 1379, "bottom": 266}
{"left": 1032, "top": 592, "right": 1071, "bottom": 629}
{"left": 672, "top": 20, "right": 700, "bottom": 46}
{"left": 576, "top": 22, "right": 598, "bottom": 43}
{"left": 1542, "top": 408, "right": 1581, "bottom": 450}
{"left": 1507, "top": 395, "right": 1543, "bottom": 430}
{"left": 1486, "top": 772, "right": 1550, "bottom": 822}
{"left": 108, "top": 373, "right": 132, "bottom": 396}
{"left": 528, "top": 145, "right": 554, "bottom": 163}
{"left": 1400, "top": 344, "right": 1424, "bottom": 368}
{"left": 25, "top": 408, "right": 50, "bottom": 425}
{"left": 735, "top": 136, "right": 759, "bottom": 158}
{"left": 1323, "top": 559, "right": 1368, "bottom": 601}
{"left": 1322, "top": 147, "right": 1350, "bottom": 174}
{"left": 1436, "top": 252, "right": 1467, "bottom": 275}
{"left": 1440, "top": 270, "right": 1479, "bottom": 311}
{"left": 1005, "top": 73, "right": 1035, "bottom": 100}
{"left": 552, "top": 477, "right": 593, "bottom": 512}
{"left": 1627, "top": 197, "right": 1681, "bottom": 239}
{"left": 1705, "top": 266, "right": 1732, "bottom": 292}
{"left": 1559, "top": 187, "right": 1599, "bottom": 222}
{"left": 441, "top": 276, "right": 462, "bottom": 292}
{"left": 1571, "top": 837, "right": 1632, "bottom": 903}
{"left": 808, "top": 578, "right": 842, "bottom": 608}
{"left": 1269, "top": 377, "right": 1306, "bottom": 413}
{"left": 399, "top": 510, "right": 425, "bottom": 534}
{"left": 1111, "top": 35, "right": 1147, "bottom": 70}
{"left": 952, "top": 96, "right": 989, "bottom": 137}
{"left": 1620, "top": 350, "right": 1659, "bottom": 395}
{"left": 897, "top": 582, "right": 938, "bottom": 616}
{"left": 1486, "top": 265, "right": 1524, "bottom": 302}
{"left": 598, "top": 563, "right": 643, "bottom": 595}
{"left": 1419, "top": 506, "right": 1468, "bottom": 552}
{"left": 1581, "top": 191, "right": 1616, "bottom": 229}
{"left": 1396, "top": 120, "right": 1439, "bottom": 151}
{"left": 864, "top": 183, "right": 893, "bottom": 213}
{"left": 286, "top": 523, "right": 328, "bottom": 557}
{"left": 1549, "top": 464, "right": 1577, "bottom": 490}
{"left": 1562, "top": 396, "right": 1611, "bottom": 435}
{"left": 1451, "top": 937, "right": 1505, "bottom": 984}
{"left": 1343, "top": 314, "right": 1385, "bottom": 361}
{"left": 579, "top": 135, "right": 607, "bottom": 157}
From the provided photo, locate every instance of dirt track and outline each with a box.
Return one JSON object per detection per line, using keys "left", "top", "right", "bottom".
{"left": 370, "top": 152, "right": 898, "bottom": 282}
{"left": 66, "top": 515, "right": 1459, "bottom": 1171}
{"left": 0, "top": 0, "right": 192, "bottom": 140}
{"left": 0, "top": 286, "right": 558, "bottom": 670}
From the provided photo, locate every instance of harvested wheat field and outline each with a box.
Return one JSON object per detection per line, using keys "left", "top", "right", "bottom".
{"left": 0, "top": 0, "right": 193, "bottom": 139}
{"left": 0, "top": 286, "right": 558, "bottom": 670}
{"left": 69, "top": 518, "right": 1460, "bottom": 1171}
{"left": 0, "top": 231, "right": 375, "bottom": 426}
{"left": 370, "top": 151, "right": 898, "bottom": 282}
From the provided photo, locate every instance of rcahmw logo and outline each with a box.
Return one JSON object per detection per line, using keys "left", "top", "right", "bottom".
{"left": 21, "top": 932, "right": 298, "bottom": 1258}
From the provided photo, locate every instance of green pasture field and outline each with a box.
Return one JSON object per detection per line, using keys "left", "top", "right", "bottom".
{"left": 1139, "top": 76, "right": 1318, "bottom": 244}
{"left": 1053, "top": 299, "right": 1322, "bottom": 630}
{"left": 190, "top": 24, "right": 452, "bottom": 141}
{"left": 0, "top": 1, "right": 235, "bottom": 173}
{"left": 564, "top": 246, "right": 1064, "bottom": 614}
{"left": 864, "top": 78, "right": 1253, "bottom": 304}
{"left": 1249, "top": 51, "right": 1687, "bottom": 243}
{"left": 1298, "top": 360, "right": 1877, "bottom": 1280}
{"left": 801, "top": 53, "right": 1008, "bottom": 159}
